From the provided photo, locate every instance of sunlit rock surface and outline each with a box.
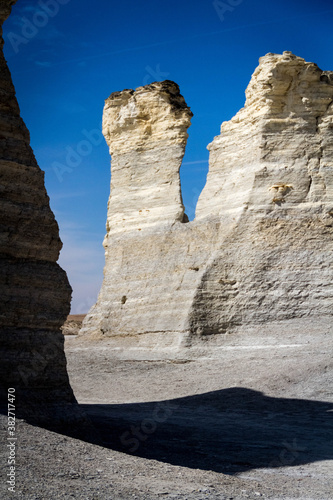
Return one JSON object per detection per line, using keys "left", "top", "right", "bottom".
{"left": 81, "top": 52, "right": 333, "bottom": 348}
{"left": 102, "top": 81, "right": 192, "bottom": 235}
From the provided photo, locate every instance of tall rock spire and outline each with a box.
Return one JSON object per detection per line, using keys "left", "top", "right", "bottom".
{"left": 0, "top": 0, "right": 75, "bottom": 411}
{"left": 102, "top": 81, "right": 192, "bottom": 240}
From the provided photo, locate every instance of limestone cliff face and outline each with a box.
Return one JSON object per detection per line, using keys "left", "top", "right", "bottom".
{"left": 81, "top": 52, "right": 333, "bottom": 347}
{"left": 191, "top": 52, "right": 333, "bottom": 335}
{"left": 196, "top": 51, "right": 333, "bottom": 221}
{"left": 0, "top": 0, "right": 74, "bottom": 405}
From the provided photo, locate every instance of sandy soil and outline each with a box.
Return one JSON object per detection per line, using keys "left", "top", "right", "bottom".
{"left": 1, "top": 316, "right": 332, "bottom": 499}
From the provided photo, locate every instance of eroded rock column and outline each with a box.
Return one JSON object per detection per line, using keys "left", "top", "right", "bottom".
{"left": 102, "top": 81, "right": 192, "bottom": 239}
{"left": 191, "top": 52, "right": 333, "bottom": 336}
{"left": 81, "top": 81, "right": 198, "bottom": 341}
{"left": 0, "top": 0, "right": 75, "bottom": 408}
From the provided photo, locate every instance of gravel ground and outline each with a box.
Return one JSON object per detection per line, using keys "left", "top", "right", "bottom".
{"left": 1, "top": 317, "right": 332, "bottom": 499}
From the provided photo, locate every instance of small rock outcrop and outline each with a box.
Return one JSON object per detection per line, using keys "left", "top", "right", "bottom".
{"left": 82, "top": 52, "right": 333, "bottom": 348}
{"left": 0, "top": 0, "right": 75, "bottom": 408}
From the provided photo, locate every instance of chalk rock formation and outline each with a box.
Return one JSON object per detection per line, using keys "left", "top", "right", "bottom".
{"left": 0, "top": 0, "right": 74, "bottom": 407}
{"left": 82, "top": 82, "right": 207, "bottom": 343}
{"left": 192, "top": 51, "right": 333, "bottom": 334}
{"left": 102, "top": 81, "right": 192, "bottom": 236}
{"left": 81, "top": 52, "right": 333, "bottom": 347}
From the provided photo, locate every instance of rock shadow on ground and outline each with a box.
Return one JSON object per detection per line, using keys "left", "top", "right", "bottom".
{"left": 11, "top": 387, "right": 331, "bottom": 475}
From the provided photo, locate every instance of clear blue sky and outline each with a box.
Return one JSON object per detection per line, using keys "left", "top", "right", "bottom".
{"left": 3, "top": 0, "right": 333, "bottom": 313}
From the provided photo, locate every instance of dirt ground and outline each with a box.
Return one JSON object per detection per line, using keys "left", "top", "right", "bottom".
{"left": 61, "top": 315, "right": 86, "bottom": 336}
{"left": 1, "top": 316, "right": 332, "bottom": 499}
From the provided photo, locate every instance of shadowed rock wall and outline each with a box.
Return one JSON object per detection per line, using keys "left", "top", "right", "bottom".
{"left": 0, "top": 0, "right": 75, "bottom": 406}
{"left": 82, "top": 52, "right": 333, "bottom": 347}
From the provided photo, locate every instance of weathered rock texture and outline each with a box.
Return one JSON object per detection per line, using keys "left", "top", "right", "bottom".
{"left": 102, "top": 81, "right": 192, "bottom": 235}
{"left": 81, "top": 52, "right": 333, "bottom": 348}
{"left": 191, "top": 51, "right": 333, "bottom": 335}
{"left": 0, "top": 0, "right": 75, "bottom": 406}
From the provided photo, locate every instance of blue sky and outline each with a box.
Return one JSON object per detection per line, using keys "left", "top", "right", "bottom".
{"left": 3, "top": 0, "right": 333, "bottom": 313}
